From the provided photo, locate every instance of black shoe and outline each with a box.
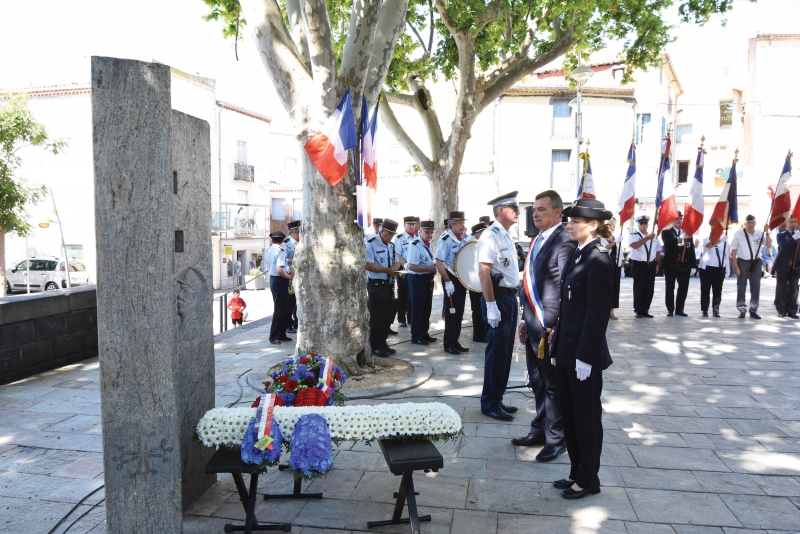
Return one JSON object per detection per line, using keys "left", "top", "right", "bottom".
{"left": 790, "top": 313, "right": 799, "bottom": 319}
{"left": 372, "top": 349, "right": 390, "bottom": 357}
{"left": 388, "top": 329, "right": 398, "bottom": 335}
{"left": 501, "top": 404, "right": 517, "bottom": 413}
{"left": 561, "top": 482, "right": 601, "bottom": 499}
{"left": 511, "top": 433, "right": 546, "bottom": 446}
{"left": 702, "top": 311, "right": 709, "bottom": 317}
{"left": 385, "top": 347, "right": 396, "bottom": 355}
{"left": 270, "top": 340, "right": 282, "bottom": 345}
{"left": 456, "top": 343, "right": 469, "bottom": 352}
{"left": 739, "top": 311, "right": 746, "bottom": 318}
{"left": 713, "top": 311, "right": 721, "bottom": 318}
{"left": 635, "top": 313, "right": 643, "bottom": 318}
{"left": 482, "top": 409, "right": 514, "bottom": 421}
{"left": 399, "top": 322, "right": 407, "bottom": 327}
{"left": 473, "top": 336, "right": 488, "bottom": 343}
{"left": 643, "top": 313, "right": 654, "bottom": 318}
{"left": 536, "top": 443, "right": 567, "bottom": 462}
{"left": 779, "top": 313, "right": 787, "bottom": 317}
{"left": 445, "top": 346, "right": 461, "bottom": 355}
{"left": 750, "top": 312, "right": 761, "bottom": 320}
{"left": 411, "top": 339, "right": 429, "bottom": 346}
{"left": 553, "top": 478, "right": 574, "bottom": 489}
{"left": 667, "top": 311, "right": 674, "bottom": 317}
{"left": 286, "top": 328, "right": 297, "bottom": 334}
{"left": 279, "top": 336, "right": 293, "bottom": 342}
{"left": 423, "top": 334, "right": 438, "bottom": 342}
{"left": 676, "top": 312, "right": 688, "bottom": 317}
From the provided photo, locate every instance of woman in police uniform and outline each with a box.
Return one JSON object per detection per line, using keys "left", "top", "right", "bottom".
{"left": 550, "top": 198, "right": 614, "bottom": 500}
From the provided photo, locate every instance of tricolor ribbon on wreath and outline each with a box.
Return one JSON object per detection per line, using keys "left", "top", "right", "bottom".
{"left": 317, "top": 357, "right": 335, "bottom": 396}
{"left": 254, "top": 393, "right": 277, "bottom": 451}
{"left": 522, "top": 239, "right": 550, "bottom": 359}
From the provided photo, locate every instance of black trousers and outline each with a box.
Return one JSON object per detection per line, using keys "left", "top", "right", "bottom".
{"left": 700, "top": 266, "right": 725, "bottom": 313}
{"left": 408, "top": 274, "right": 434, "bottom": 342}
{"left": 556, "top": 363, "right": 603, "bottom": 490}
{"left": 664, "top": 267, "right": 690, "bottom": 313}
{"left": 269, "top": 275, "right": 289, "bottom": 342}
{"left": 290, "top": 298, "right": 298, "bottom": 329}
{"left": 612, "top": 264, "right": 621, "bottom": 309}
{"left": 442, "top": 276, "right": 467, "bottom": 350}
{"left": 470, "top": 290, "right": 485, "bottom": 340}
{"left": 526, "top": 337, "right": 564, "bottom": 444}
{"left": 480, "top": 292, "right": 518, "bottom": 413}
{"left": 284, "top": 284, "right": 297, "bottom": 331}
{"left": 631, "top": 260, "right": 656, "bottom": 314}
{"left": 775, "top": 270, "right": 800, "bottom": 315}
{"left": 397, "top": 274, "right": 409, "bottom": 324}
{"left": 367, "top": 280, "right": 391, "bottom": 350}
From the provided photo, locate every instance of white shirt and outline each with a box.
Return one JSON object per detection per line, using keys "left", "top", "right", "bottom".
{"left": 477, "top": 221, "right": 519, "bottom": 288}
{"left": 627, "top": 232, "right": 660, "bottom": 262}
{"left": 730, "top": 228, "right": 766, "bottom": 261}
{"left": 701, "top": 237, "right": 729, "bottom": 268}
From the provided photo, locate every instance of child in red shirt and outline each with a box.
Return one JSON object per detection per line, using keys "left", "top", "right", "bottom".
{"left": 228, "top": 289, "right": 247, "bottom": 328}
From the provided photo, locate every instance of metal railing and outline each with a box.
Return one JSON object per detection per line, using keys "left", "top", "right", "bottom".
{"left": 213, "top": 273, "right": 268, "bottom": 334}
{"left": 233, "top": 217, "right": 266, "bottom": 237}
{"left": 234, "top": 163, "right": 255, "bottom": 182}
{"left": 212, "top": 212, "right": 230, "bottom": 231}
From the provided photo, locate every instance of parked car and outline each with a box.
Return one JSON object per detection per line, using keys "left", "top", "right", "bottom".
{"left": 5, "top": 257, "right": 90, "bottom": 293}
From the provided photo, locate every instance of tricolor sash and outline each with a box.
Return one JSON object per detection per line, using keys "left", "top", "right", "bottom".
{"left": 522, "top": 237, "right": 551, "bottom": 359}
{"left": 318, "top": 357, "right": 334, "bottom": 396}
{"left": 254, "top": 393, "right": 277, "bottom": 451}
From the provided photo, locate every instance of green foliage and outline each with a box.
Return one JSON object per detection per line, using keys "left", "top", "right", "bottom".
{"left": 202, "top": 0, "right": 751, "bottom": 91}
{"left": 0, "top": 94, "right": 66, "bottom": 236}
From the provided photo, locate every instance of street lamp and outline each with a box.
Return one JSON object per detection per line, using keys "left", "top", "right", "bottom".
{"left": 38, "top": 187, "right": 71, "bottom": 289}
{"left": 569, "top": 62, "right": 594, "bottom": 193}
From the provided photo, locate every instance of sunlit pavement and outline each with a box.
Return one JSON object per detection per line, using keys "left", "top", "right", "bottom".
{"left": 1, "top": 276, "right": 799, "bottom": 533}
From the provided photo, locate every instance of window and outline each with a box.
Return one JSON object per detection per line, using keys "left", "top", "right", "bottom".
{"left": 723, "top": 66, "right": 730, "bottom": 78}
{"left": 65, "top": 245, "right": 84, "bottom": 260}
{"left": 552, "top": 100, "right": 571, "bottom": 118}
{"left": 552, "top": 100, "right": 572, "bottom": 136}
{"left": 389, "top": 198, "right": 400, "bottom": 218}
{"left": 271, "top": 198, "right": 286, "bottom": 221}
{"left": 390, "top": 145, "right": 401, "bottom": 163}
{"left": 292, "top": 198, "right": 302, "bottom": 221}
{"left": 719, "top": 100, "right": 733, "bottom": 127}
{"left": 237, "top": 141, "right": 247, "bottom": 164}
{"left": 15, "top": 260, "right": 29, "bottom": 271}
{"left": 635, "top": 113, "right": 651, "bottom": 144}
{"left": 677, "top": 161, "right": 690, "bottom": 184}
{"left": 550, "top": 150, "right": 571, "bottom": 188}
{"left": 68, "top": 261, "right": 85, "bottom": 272}
{"left": 675, "top": 124, "right": 692, "bottom": 143}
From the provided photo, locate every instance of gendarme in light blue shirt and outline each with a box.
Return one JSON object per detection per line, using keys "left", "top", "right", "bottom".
{"left": 365, "top": 235, "right": 391, "bottom": 280}
{"left": 277, "top": 249, "right": 291, "bottom": 275}
{"left": 393, "top": 232, "right": 415, "bottom": 262}
{"left": 406, "top": 238, "right": 434, "bottom": 277}
{"left": 264, "top": 244, "right": 282, "bottom": 277}
{"left": 283, "top": 236, "right": 297, "bottom": 259}
{"left": 435, "top": 229, "right": 467, "bottom": 272}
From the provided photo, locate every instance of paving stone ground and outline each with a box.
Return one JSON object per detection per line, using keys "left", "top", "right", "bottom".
{"left": 2, "top": 276, "right": 800, "bottom": 533}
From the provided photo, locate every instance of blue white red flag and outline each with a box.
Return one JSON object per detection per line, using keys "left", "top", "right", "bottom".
{"left": 356, "top": 95, "right": 373, "bottom": 229}
{"left": 303, "top": 89, "right": 357, "bottom": 186}
{"left": 617, "top": 142, "right": 637, "bottom": 225}
{"left": 768, "top": 152, "right": 793, "bottom": 229}
{"left": 362, "top": 98, "right": 379, "bottom": 189}
{"left": 656, "top": 136, "right": 678, "bottom": 231}
{"left": 576, "top": 150, "right": 596, "bottom": 199}
{"left": 709, "top": 158, "right": 739, "bottom": 241}
{"left": 682, "top": 145, "right": 706, "bottom": 236}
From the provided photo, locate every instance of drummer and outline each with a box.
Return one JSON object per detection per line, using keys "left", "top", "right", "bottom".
{"left": 436, "top": 211, "right": 470, "bottom": 355}
{"left": 467, "top": 222, "right": 489, "bottom": 343}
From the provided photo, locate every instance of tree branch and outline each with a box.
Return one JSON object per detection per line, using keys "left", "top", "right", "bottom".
{"left": 286, "top": 0, "right": 312, "bottom": 72}
{"left": 299, "top": 0, "right": 338, "bottom": 102}
{"left": 384, "top": 92, "right": 416, "bottom": 108}
{"left": 477, "top": 28, "right": 577, "bottom": 112}
{"left": 427, "top": 0, "right": 434, "bottom": 52}
{"left": 363, "top": 0, "right": 411, "bottom": 107}
{"left": 379, "top": 92, "right": 433, "bottom": 172}
{"left": 241, "top": 0, "right": 313, "bottom": 122}
{"left": 432, "top": 0, "right": 458, "bottom": 34}
{"left": 408, "top": 76, "right": 445, "bottom": 163}
{"left": 474, "top": 0, "right": 503, "bottom": 32}
{"left": 406, "top": 21, "right": 428, "bottom": 53}
{"left": 338, "top": 0, "right": 381, "bottom": 99}
{"left": 476, "top": 13, "right": 546, "bottom": 95}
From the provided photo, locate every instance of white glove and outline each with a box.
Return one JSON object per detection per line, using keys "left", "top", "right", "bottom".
{"left": 719, "top": 235, "right": 728, "bottom": 243}
{"left": 403, "top": 263, "right": 409, "bottom": 270}
{"left": 444, "top": 281, "right": 455, "bottom": 296}
{"left": 486, "top": 301, "right": 501, "bottom": 329}
{"left": 575, "top": 359, "right": 592, "bottom": 381}
{"left": 551, "top": 358, "right": 556, "bottom": 366}
{"left": 793, "top": 230, "right": 800, "bottom": 240}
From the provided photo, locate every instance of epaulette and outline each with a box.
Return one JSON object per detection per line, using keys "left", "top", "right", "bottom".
{"left": 411, "top": 239, "right": 420, "bottom": 245}
{"left": 442, "top": 234, "right": 450, "bottom": 241}
{"left": 367, "top": 236, "right": 376, "bottom": 243}
{"left": 491, "top": 226, "right": 500, "bottom": 234}
{"left": 597, "top": 243, "right": 611, "bottom": 253}
{"left": 283, "top": 238, "right": 290, "bottom": 243}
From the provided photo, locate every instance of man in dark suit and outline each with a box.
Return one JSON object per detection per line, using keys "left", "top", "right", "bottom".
{"left": 660, "top": 212, "right": 696, "bottom": 317}
{"left": 774, "top": 216, "right": 800, "bottom": 318}
{"left": 512, "top": 190, "right": 576, "bottom": 462}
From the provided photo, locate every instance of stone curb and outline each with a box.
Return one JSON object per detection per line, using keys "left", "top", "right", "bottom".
{"left": 213, "top": 314, "right": 272, "bottom": 342}
{"left": 345, "top": 363, "right": 433, "bottom": 400}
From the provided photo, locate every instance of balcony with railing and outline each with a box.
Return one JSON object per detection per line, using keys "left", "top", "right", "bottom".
{"left": 233, "top": 217, "right": 266, "bottom": 237}
{"left": 212, "top": 212, "right": 229, "bottom": 231}
{"left": 234, "top": 162, "right": 255, "bottom": 182}
{"left": 551, "top": 117, "right": 575, "bottom": 141}
{"left": 550, "top": 166, "right": 575, "bottom": 198}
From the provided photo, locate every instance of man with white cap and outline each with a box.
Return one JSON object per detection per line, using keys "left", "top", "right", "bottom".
{"left": 628, "top": 215, "right": 660, "bottom": 318}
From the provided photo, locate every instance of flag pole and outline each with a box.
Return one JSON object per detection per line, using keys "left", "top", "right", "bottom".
{"left": 649, "top": 133, "right": 669, "bottom": 265}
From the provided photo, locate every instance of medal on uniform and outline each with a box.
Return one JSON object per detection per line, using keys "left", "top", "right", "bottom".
{"left": 575, "top": 255, "right": 582, "bottom": 265}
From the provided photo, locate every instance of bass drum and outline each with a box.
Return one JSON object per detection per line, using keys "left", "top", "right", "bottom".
{"left": 454, "top": 240, "right": 482, "bottom": 292}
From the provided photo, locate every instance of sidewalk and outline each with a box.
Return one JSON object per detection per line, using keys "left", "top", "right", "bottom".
{"left": 1, "top": 277, "right": 799, "bottom": 533}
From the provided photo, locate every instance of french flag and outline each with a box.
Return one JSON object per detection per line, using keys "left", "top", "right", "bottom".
{"left": 304, "top": 89, "right": 357, "bottom": 186}
{"left": 768, "top": 152, "right": 793, "bottom": 230}
{"left": 682, "top": 145, "right": 706, "bottom": 236}
{"left": 362, "top": 96, "right": 379, "bottom": 189}
{"left": 356, "top": 95, "right": 376, "bottom": 229}
{"left": 656, "top": 136, "right": 678, "bottom": 232}
{"left": 617, "top": 142, "right": 637, "bottom": 225}
{"left": 709, "top": 158, "right": 739, "bottom": 241}
{"left": 576, "top": 150, "right": 596, "bottom": 199}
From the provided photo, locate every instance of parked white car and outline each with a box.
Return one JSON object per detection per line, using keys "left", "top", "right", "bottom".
{"left": 5, "top": 257, "right": 90, "bottom": 293}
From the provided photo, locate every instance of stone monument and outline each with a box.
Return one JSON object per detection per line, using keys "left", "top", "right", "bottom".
{"left": 92, "top": 57, "right": 215, "bottom": 532}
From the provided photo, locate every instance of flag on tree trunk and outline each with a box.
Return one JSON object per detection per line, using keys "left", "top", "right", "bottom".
{"left": 617, "top": 142, "right": 637, "bottom": 225}
{"left": 576, "top": 149, "right": 596, "bottom": 199}
{"left": 709, "top": 157, "right": 739, "bottom": 241}
{"left": 768, "top": 152, "right": 793, "bottom": 229}
{"left": 656, "top": 136, "right": 678, "bottom": 232}
{"left": 362, "top": 97, "right": 379, "bottom": 189}
{"left": 303, "top": 89, "right": 357, "bottom": 186}
{"left": 356, "top": 95, "right": 374, "bottom": 229}
{"left": 682, "top": 144, "right": 706, "bottom": 236}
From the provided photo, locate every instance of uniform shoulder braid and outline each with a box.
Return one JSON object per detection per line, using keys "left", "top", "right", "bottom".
{"left": 367, "top": 236, "right": 377, "bottom": 243}
{"left": 284, "top": 238, "right": 290, "bottom": 243}
{"left": 442, "top": 233, "right": 450, "bottom": 241}
{"left": 411, "top": 239, "right": 420, "bottom": 245}
{"left": 596, "top": 243, "right": 611, "bottom": 254}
